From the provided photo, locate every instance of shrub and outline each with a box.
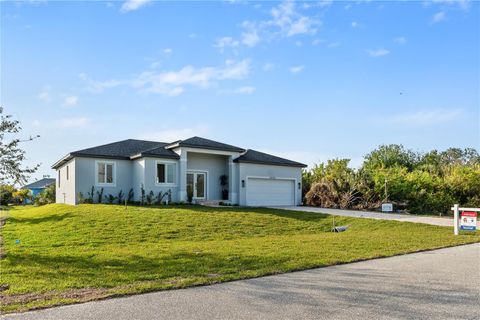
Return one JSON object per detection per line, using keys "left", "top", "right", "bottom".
{"left": 96, "top": 188, "right": 104, "bottom": 204}
{"left": 13, "top": 189, "right": 32, "bottom": 204}
{"left": 34, "top": 184, "right": 55, "bottom": 206}
{"left": 0, "top": 184, "right": 15, "bottom": 205}
{"left": 105, "top": 194, "right": 117, "bottom": 204}
{"left": 117, "top": 190, "right": 124, "bottom": 204}
{"left": 146, "top": 191, "right": 154, "bottom": 205}
{"left": 140, "top": 184, "right": 146, "bottom": 205}
{"left": 127, "top": 188, "right": 134, "bottom": 203}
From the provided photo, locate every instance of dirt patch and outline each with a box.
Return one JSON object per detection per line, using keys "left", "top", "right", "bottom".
{"left": 0, "top": 287, "right": 111, "bottom": 306}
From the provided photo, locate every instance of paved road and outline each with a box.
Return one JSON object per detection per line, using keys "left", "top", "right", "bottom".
{"left": 3, "top": 244, "right": 479, "bottom": 320}
{"left": 271, "top": 206, "right": 480, "bottom": 228}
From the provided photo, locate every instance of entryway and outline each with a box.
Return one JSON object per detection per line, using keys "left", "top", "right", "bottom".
{"left": 187, "top": 172, "right": 206, "bottom": 200}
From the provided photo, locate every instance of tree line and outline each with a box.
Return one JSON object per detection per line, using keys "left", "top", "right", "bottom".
{"left": 302, "top": 145, "right": 480, "bottom": 215}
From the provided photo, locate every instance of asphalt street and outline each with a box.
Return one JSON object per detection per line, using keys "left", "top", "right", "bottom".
{"left": 3, "top": 243, "right": 479, "bottom": 320}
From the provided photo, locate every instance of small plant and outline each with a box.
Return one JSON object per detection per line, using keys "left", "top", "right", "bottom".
{"left": 156, "top": 191, "right": 165, "bottom": 205}
{"left": 117, "top": 190, "right": 124, "bottom": 204}
{"left": 220, "top": 175, "right": 228, "bottom": 200}
{"left": 186, "top": 184, "right": 193, "bottom": 204}
{"left": 87, "top": 186, "right": 95, "bottom": 203}
{"left": 105, "top": 194, "right": 117, "bottom": 204}
{"left": 146, "top": 190, "right": 155, "bottom": 205}
{"left": 140, "top": 184, "right": 146, "bottom": 205}
{"left": 96, "top": 188, "right": 104, "bottom": 204}
{"left": 127, "top": 188, "right": 134, "bottom": 203}
{"left": 77, "top": 192, "right": 85, "bottom": 204}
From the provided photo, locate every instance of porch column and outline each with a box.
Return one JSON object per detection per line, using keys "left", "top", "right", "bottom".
{"left": 228, "top": 156, "right": 237, "bottom": 204}
{"left": 179, "top": 150, "right": 187, "bottom": 202}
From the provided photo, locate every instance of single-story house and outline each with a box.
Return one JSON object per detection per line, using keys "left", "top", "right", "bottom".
{"left": 22, "top": 178, "right": 56, "bottom": 202}
{"left": 51, "top": 136, "right": 307, "bottom": 206}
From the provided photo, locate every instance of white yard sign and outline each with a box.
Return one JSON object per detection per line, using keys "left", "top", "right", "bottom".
{"left": 452, "top": 205, "right": 479, "bottom": 235}
{"left": 460, "top": 211, "right": 477, "bottom": 231}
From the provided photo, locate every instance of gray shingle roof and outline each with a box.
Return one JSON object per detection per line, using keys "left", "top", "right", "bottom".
{"left": 234, "top": 149, "right": 307, "bottom": 168}
{"left": 71, "top": 139, "right": 167, "bottom": 159}
{"left": 22, "top": 178, "right": 56, "bottom": 189}
{"left": 52, "top": 137, "right": 305, "bottom": 169}
{"left": 167, "top": 136, "right": 245, "bottom": 152}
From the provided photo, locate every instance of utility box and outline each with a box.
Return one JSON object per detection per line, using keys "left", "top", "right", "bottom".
{"left": 382, "top": 203, "right": 393, "bottom": 212}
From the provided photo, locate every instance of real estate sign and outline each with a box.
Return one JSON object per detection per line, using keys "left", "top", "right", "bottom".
{"left": 460, "top": 211, "right": 477, "bottom": 231}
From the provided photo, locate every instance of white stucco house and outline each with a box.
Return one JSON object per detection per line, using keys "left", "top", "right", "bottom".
{"left": 52, "top": 136, "right": 306, "bottom": 206}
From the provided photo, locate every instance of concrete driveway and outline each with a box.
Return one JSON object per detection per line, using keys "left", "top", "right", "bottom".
{"left": 270, "top": 206, "right": 480, "bottom": 228}
{"left": 3, "top": 244, "right": 479, "bottom": 320}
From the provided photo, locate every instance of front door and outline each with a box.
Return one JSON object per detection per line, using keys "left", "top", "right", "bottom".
{"left": 187, "top": 172, "right": 206, "bottom": 199}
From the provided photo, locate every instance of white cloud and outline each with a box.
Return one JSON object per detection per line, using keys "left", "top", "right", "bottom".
{"left": 138, "top": 126, "right": 209, "bottom": 142}
{"left": 263, "top": 63, "right": 274, "bottom": 71}
{"left": 37, "top": 90, "right": 51, "bottom": 103}
{"left": 432, "top": 11, "right": 446, "bottom": 24}
{"left": 81, "top": 59, "right": 251, "bottom": 97}
{"left": 63, "top": 95, "right": 79, "bottom": 106}
{"left": 430, "top": 0, "right": 471, "bottom": 11}
{"left": 188, "top": 33, "right": 197, "bottom": 38}
{"left": 327, "top": 41, "right": 340, "bottom": 48}
{"left": 120, "top": 0, "right": 151, "bottom": 13}
{"left": 394, "top": 36, "right": 407, "bottom": 44}
{"left": 374, "top": 109, "right": 462, "bottom": 126}
{"left": 214, "top": 37, "right": 240, "bottom": 52}
{"left": 163, "top": 48, "right": 172, "bottom": 54}
{"left": 133, "top": 59, "right": 251, "bottom": 96}
{"left": 56, "top": 117, "right": 89, "bottom": 129}
{"left": 269, "top": 0, "right": 318, "bottom": 37}
{"left": 79, "top": 73, "right": 124, "bottom": 93}
{"left": 289, "top": 65, "right": 304, "bottom": 74}
{"left": 351, "top": 21, "right": 359, "bottom": 28}
{"left": 366, "top": 48, "right": 390, "bottom": 57}
{"left": 241, "top": 21, "right": 261, "bottom": 47}
{"left": 233, "top": 86, "right": 256, "bottom": 94}
{"left": 312, "top": 38, "right": 324, "bottom": 45}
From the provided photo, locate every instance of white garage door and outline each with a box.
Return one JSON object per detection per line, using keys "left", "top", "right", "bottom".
{"left": 246, "top": 178, "right": 295, "bottom": 206}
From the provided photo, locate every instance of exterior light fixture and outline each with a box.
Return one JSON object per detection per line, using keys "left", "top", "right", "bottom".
{"left": 242, "top": 180, "right": 245, "bottom": 188}
{"left": 298, "top": 182, "right": 301, "bottom": 190}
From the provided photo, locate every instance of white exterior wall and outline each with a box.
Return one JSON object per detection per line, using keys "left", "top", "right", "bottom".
{"left": 141, "top": 157, "right": 179, "bottom": 202}
{"left": 187, "top": 152, "right": 229, "bottom": 200}
{"left": 75, "top": 157, "right": 133, "bottom": 204}
{"left": 54, "top": 150, "right": 302, "bottom": 206}
{"left": 55, "top": 158, "right": 76, "bottom": 204}
{"left": 238, "top": 163, "right": 302, "bottom": 206}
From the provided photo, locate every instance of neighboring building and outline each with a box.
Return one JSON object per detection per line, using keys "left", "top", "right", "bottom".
{"left": 51, "top": 136, "right": 306, "bottom": 206}
{"left": 22, "top": 177, "right": 56, "bottom": 202}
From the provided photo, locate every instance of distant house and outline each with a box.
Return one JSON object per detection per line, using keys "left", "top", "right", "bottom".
{"left": 52, "top": 136, "right": 306, "bottom": 206}
{"left": 22, "top": 178, "right": 56, "bottom": 202}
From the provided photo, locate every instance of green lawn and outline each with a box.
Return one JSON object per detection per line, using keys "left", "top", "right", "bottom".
{"left": 1, "top": 204, "right": 478, "bottom": 313}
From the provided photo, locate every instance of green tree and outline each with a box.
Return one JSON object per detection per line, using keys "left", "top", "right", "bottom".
{"left": 0, "top": 107, "right": 40, "bottom": 184}
{"left": 0, "top": 184, "right": 16, "bottom": 205}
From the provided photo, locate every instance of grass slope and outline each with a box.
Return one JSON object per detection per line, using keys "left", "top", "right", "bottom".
{"left": 1, "top": 204, "right": 478, "bottom": 313}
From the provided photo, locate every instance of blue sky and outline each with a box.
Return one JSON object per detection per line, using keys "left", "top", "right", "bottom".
{"left": 1, "top": 0, "right": 479, "bottom": 182}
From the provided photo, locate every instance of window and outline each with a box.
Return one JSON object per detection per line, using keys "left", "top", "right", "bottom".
{"left": 96, "top": 162, "right": 115, "bottom": 185}
{"left": 156, "top": 162, "right": 176, "bottom": 185}
{"left": 66, "top": 166, "right": 69, "bottom": 180}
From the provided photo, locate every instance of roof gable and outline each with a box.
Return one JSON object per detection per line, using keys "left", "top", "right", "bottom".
{"left": 167, "top": 136, "right": 245, "bottom": 152}
{"left": 71, "top": 139, "right": 167, "bottom": 159}
{"left": 22, "top": 178, "right": 56, "bottom": 189}
{"left": 234, "top": 149, "right": 307, "bottom": 168}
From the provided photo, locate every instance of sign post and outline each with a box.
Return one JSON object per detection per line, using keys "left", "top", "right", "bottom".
{"left": 453, "top": 204, "right": 459, "bottom": 236}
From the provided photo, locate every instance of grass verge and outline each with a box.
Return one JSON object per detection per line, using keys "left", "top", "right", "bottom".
{"left": 1, "top": 204, "right": 478, "bottom": 313}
